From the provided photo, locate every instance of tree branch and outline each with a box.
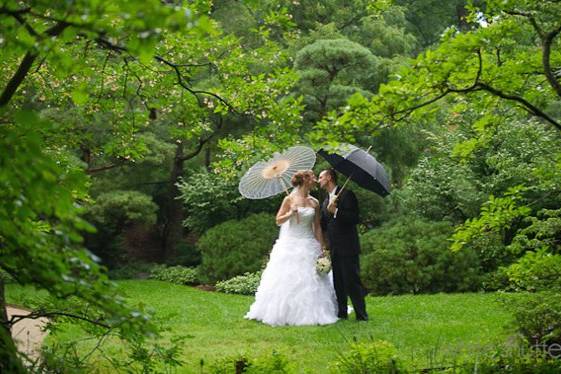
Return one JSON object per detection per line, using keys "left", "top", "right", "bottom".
{"left": 475, "top": 82, "right": 561, "bottom": 130}
{"left": 0, "top": 22, "right": 69, "bottom": 108}
{"left": 94, "top": 37, "right": 237, "bottom": 112}
{"left": 542, "top": 25, "right": 561, "bottom": 98}
{"left": 392, "top": 49, "right": 561, "bottom": 130}
{"left": 179, "top": 117, "right": 224, "bottom": 162}
{"left": 8, "top": 311, "right": 110, "bottom": 329}
{"left": 505, "top": 10, "right": 544, "bottom": 38}
{"left": 86, "top": 162, "right": 127, "bottom": 174}
{"left": 505, "top": 10, "right": 561, "bottom": 98}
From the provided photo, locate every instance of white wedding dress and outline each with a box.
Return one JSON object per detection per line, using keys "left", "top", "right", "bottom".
{"left": 245, "top": 207, "right": 338, "bottom": 326}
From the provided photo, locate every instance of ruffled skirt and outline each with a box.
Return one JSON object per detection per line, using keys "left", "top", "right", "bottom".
{"left": 245, "top": 234, "right": 338, "bottom": 326}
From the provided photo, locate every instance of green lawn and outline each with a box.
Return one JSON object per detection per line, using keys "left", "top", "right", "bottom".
{"left": 7, "top": 280, "right": 516, "bottom": 372}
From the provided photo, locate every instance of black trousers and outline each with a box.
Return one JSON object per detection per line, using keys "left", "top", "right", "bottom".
{"left": 332, "top": 254, "right": 368, "bottom": 320}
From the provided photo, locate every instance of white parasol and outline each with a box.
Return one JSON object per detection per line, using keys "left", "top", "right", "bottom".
{"left": 238, "top": 146, "right": 316, "bottom": 199}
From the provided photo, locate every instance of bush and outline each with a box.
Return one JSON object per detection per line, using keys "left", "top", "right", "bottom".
{"left": 178, "top": 170, "right": 281, "bottom": 234}
{"left": 107, "top": 261, "right": 155, "bottom": 280}
{"left": 331, "top": 340, "right": 404, "bottom": 373}
{"left": 215, "top": 272, "right": 262, "bottom": 295}
{"left": 360, "top": 216, "right": 482, "bottom": 295}
{"left": 88, "top": 190, "right": 158, "bottom": 227}
{"left": 502, "top": 250, "right": 561, "bottom": 292}
{"left": 501, "top": 292, "right": 561, "bottom": 350}
{"left": 165, "top": 241, "right": 201, "bottom": 267}
{"left": 85, "top": 190, "right": 159, "bottom": 266}
{"left": 0, "top": 269, "right": 14, "bottom": 284}
{"left": 208, "top": 351, "right": 292, "bottom": 373}
{"left": 149, "top": 265, "right": 199, "bottom": 285}
{"left": 455, "top": 347, "right": 561, "bottom": 373}
{"left": 197, "top": 213, "right": 278, "bottom": 283}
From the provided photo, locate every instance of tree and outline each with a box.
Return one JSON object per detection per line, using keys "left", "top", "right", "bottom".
{"left": 0, "top": 0, "right": 235, "bottom": 369}
{"left": 294, "top": 38, "right": 377, "bottom": 121}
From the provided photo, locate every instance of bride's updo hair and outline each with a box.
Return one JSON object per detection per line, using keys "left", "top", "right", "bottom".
{"left": 291, "top": 170, "right": 314, "bottom": 188}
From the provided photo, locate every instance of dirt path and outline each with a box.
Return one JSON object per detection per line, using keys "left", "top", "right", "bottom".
{"left": 7, "top": 306, "right": 48, "bottom": 360}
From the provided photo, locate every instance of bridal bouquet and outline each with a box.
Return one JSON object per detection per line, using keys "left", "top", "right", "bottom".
{"left": 316, "top": 250, "right": 331, "bottom": 276}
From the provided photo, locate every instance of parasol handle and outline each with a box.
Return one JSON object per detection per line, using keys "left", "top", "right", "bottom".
{"left": 279, "top": 176, "right": 299, "bottom": 223}
{"left": 278, "top": 176, "right": 290, "bottom": 196}
{"left": 333, "top": 145, "right": 373, "bottom": 202}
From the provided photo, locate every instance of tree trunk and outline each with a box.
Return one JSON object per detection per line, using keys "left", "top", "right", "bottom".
{"left": 0, "top": 279, "right": 26, "bottom": 373}
{"left": 162, "top": 143, "right": 186, "bottom": 259}
{"left": 456, "top": 4, "right": 470, "bottom": 31}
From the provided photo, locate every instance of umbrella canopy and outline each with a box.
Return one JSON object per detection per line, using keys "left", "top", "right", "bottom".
{"left": 318, "top": 144, "right": 390, "bottom": 197}
{"left": 238, "top": 146, "right": 316, "bottom": 199}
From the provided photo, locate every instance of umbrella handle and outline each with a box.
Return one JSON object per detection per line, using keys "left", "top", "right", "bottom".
{"left": 333, "top": 145, "right": 373, "bottom": 201}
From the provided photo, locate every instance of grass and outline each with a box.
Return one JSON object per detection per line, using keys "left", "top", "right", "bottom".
{"left": 6, "top": 280, "right": 516, "bottom": 372}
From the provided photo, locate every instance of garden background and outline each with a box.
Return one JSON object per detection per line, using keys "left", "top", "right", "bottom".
{"left": 1, "top": 0, "right": 560, "bottom": 372}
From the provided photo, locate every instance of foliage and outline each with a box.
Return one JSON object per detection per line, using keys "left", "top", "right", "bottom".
{"left": 198, "top": 213, "right": 278, "bottom": 283}
{"left": 361, "top": 216, "right": 482, "bottom": 294}
{"left": 165, "top": 241, "right": 202, "bottom": 268}
{"left": 501, "top": 292, "right": 561, "bottom": 351}
{"left": 39, "top": 335, "right": 186, "bottom": 373}
{"left": 149, "top": 265, "right": 199, "bottom": 285}
{"left": 330, "top": 340, "right": 404, "bottom": 373}
{"left": 0, "top": 269, "right": 14, "bottom": 284}
{"left": 502, "top": 250, "right": 561, "bottom": 292}
{"left": 208, "top": 351, "right": 292, "bottom": 374}
{"left": 399, "top": 150, "right": 484, "bottom": 223}
{"left": 508, "top": 209, "right": 561, "bottom": 255}
{"left": 456, "top": 347, "right": 561, "bottom": 373}
{"left": 84, "top": 190, "right": 158, "bottom": 265}
{"left": 107, "top": 261, "right": 155, "bottom": 280}
{"left": 451, "top": 186, "right": 531, "bottom": 252}
{"left": 396, "top": 117, "right": 561, "bottom": 274}
{"left": 0, "top": 112, "right": 161, "bottom": 370}
{"left": 87, "top": 190, "right": 158, "bottom": 227}
{"left": 178, "top": 169, "right": 281, "bottom": 234}
{"left": 294, "top": 38, "right": 377, "bottom": 120}
{"left": 215, "top": 271, "right": 262, "bottom": 295}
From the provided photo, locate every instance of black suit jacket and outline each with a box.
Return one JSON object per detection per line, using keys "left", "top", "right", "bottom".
{"left": 320, "top": 187, "right": 360, "bottom": 257}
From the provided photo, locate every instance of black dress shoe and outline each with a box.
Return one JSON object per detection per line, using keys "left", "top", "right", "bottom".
{"left": 337, "top": 314, "right": 348, "bottom": 320}
{"left": 356, "top": 315, "right": 368, "bottom": 322}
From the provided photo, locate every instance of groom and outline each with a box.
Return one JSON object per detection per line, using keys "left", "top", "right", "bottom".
{"left": 319, "top": 169, "right": 368, "bottom": 321}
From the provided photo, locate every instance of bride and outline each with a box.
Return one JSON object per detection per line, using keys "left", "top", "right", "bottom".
{"left": 245, "top": 170, "right": 338, "bottom": 326}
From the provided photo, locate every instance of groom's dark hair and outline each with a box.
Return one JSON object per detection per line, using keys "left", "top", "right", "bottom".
{"left": 326, "top": 168, "right": 338, "bottom": 183}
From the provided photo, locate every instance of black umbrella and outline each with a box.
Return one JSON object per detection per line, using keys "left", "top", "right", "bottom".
{"left": 318, "top": 144, "right": 390, "bottom": 197}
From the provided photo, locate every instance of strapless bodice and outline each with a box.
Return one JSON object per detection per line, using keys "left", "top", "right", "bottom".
{"left": 284, "top": 207, "right": 315, "bottom": 239}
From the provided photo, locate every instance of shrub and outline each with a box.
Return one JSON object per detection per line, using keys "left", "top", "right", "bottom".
{"left": 85, "top": 190, "right": 159, "bottom": 266}
{"left": 0, "top": 269, "right": 14, "bottom": 283}
{"left": 197, "top": 213, "right": 278, "bottom": 283}
{"left": 107, "top": 261, "right": 154, "bottom": 280}
{"left": 508, "top": 208, "right": 561, "bottom": 256}
{"left": 215, "top": 272, "right": 262, "bottom": 295}
{"left": 178, "top": 170, "right": 281, "bottom": 234}
{"left": 149, "top": 265, "right": 199, "bottom": 285}
{"left": 208, "top": 351, "right": 292, "bottom": 374}
{"left": 165, "top": 241, "right": 201, "bottom": 267}
{"left": 455, "top": 347, "right": 561, "bottom": 373}
{"left": 502, "top": 249, "right": 561, "bottom": 292}
{"left": 360, "top": 216, "right": 481, "bottom": 295}
{"left": 88, "top": 190, "right": 158, "bottom": 227}
{"left": 331, "top": 340, "right": 404, "bottom": 373}
{"left": 501, "top": 292, "right": 561, "bottom": 350}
